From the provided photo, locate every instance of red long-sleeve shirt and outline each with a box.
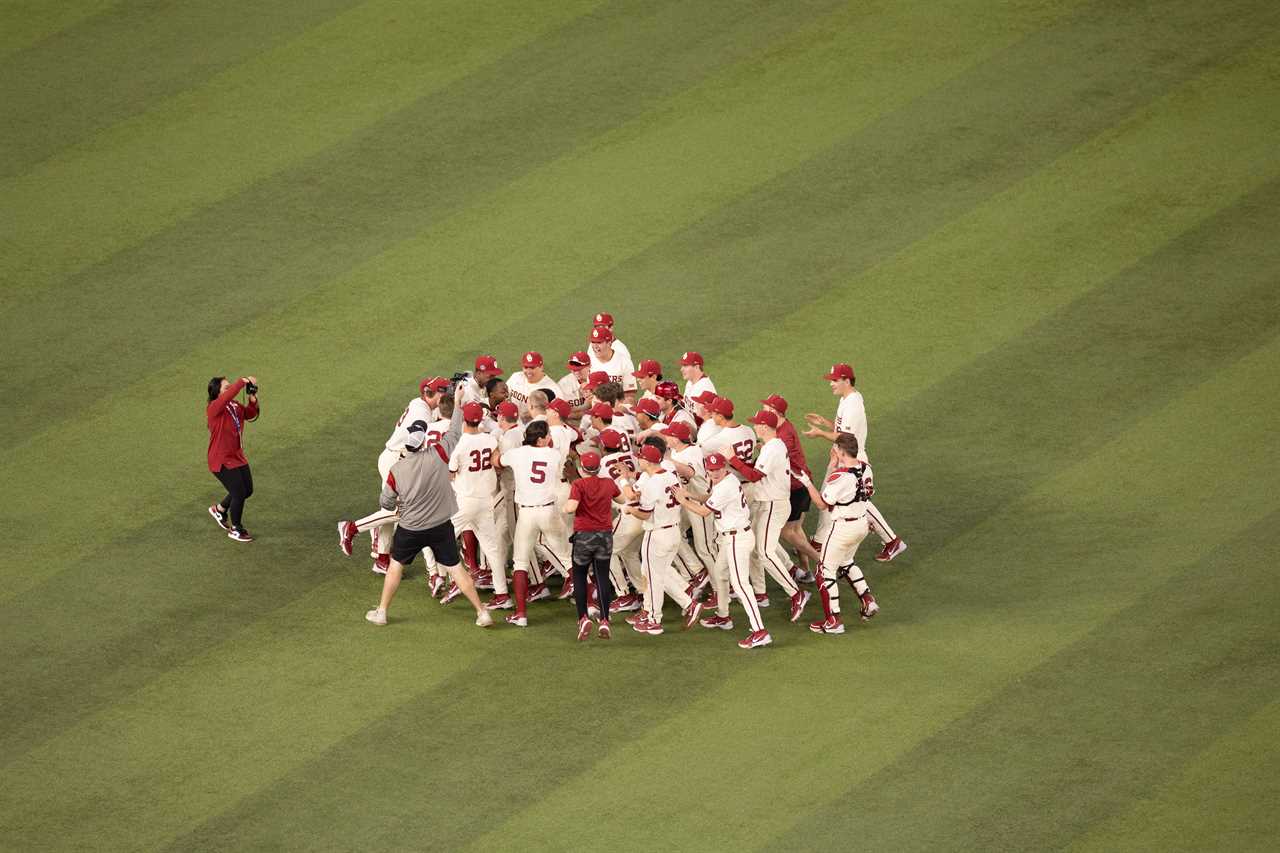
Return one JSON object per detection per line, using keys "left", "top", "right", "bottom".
{"left": 206, "top": 379, "right": 259, "bottom": 472}
{"left": 776, "top": 418, "right": 810, "bottom": 489}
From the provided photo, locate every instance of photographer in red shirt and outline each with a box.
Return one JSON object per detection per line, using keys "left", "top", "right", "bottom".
{"left": 206, "top": 375, "right": 259, "bottom": 542}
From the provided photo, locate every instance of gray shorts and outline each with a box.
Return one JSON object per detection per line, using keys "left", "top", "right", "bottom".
{"left": 571, "top": 530, "right": 613, "bottom": 564}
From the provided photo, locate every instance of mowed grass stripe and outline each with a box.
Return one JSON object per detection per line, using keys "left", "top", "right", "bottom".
{"left": 0, "top": 0, "right": 1081, "bottom": 563}
{"left": 706, "top": 26, "right": 1280, "bottom": 448}
{"left": 0, "top": 0, "right": 606, "bottom": 302}
{"left": 0, "top": 0, "right": 364, "bottom": 179}
{"left": 0, "top": 0, "right": 117, "bottom": 61}
{"left": 469, "top": 332, "right": 1280, "bottom": 853}
{"left": 1070, "top": 699, "right": 1280, "bottom": 851}
{"left": 516, "top": 0, "right": 1279, "bottom": 379}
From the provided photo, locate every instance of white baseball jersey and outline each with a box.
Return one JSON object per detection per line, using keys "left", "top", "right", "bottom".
{"left": 601, "top": 449, "right": 638, "bottom": 493}
{"left": 506, "top": 372, "right": 562, "bottom": 419}
{"left": 750, "top": 437, "right": 791, "bottom": 501}
{"left": 670, "top": 444, "right": 707, "bottom": 492}
{"left": 664, "top": 408, "right": 697, "bottom": 432}
{"left": 706, "top": 474, "right": 750, "bottom": 532}
{"left": 589, "top": 348, "right": 637, "bottom": 392}
{"left": 835, "top": 390, "right": 869, "bottom": 462}
{"left": 502, "top": 445, "right": 563, "bottom": 506}
{"left": 557, "top": 372, "right": 588, "bottom": 410}
{"left": 696, "top": 419, "right": 722, "bottom": 448}
{"left": 611, "top": 338, "right": 633, "bottom": 365}
{"left": 637, "top": 470, "right": 682, "bottom": 530}
{"left": 425, "top": 417, "right": 451, "bottom": 449}
{"left": 821, "top": 462, "right": 874, "bottom": 513}
{"left": 704, "top": 424, "right": 756, "bottom": 464}
{"left": 449, "top": 432, "right": 499, "bottom": 499}
{"left": 496, "top": 425, "right": 523, "bottom": 491}
{"left": 385, "top": 397, "right": 437, "bottom": 452}
{"left": 458, "top": 376, "right": 487, "bottom": 408}
{"left": 683, "top": 375, "right": 716, "bottom": 401}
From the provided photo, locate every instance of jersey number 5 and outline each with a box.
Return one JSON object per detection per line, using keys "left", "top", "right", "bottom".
{"left": 531, "top": 460, "right": 548, "bottom": 484}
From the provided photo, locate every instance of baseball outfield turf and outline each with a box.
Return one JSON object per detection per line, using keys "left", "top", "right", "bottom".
{"left": 3, "top": 1, "right": 1279, "bottom": 850}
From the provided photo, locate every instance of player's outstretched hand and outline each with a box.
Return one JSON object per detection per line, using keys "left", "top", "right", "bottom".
{"left": 803, "top": 426, "right": 825, "bottom": 439}
{"left": 805, "top": 412, "right": 831, "bottom": 427}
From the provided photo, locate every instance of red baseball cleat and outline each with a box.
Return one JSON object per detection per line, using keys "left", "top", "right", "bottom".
{"left": 754, "top": 592, "right": 770, "bottom": 608}
{"left": 702, "top": 593, "right": 719, "bottom": 611}
{"left": 577, "top": 616, "right": 593, "bottom": 641}
{"left": 597, "top": 620, "right": 611, "bottom": 640}
{"left": 809, "top": 616, "right": 845, "bottom": 635}
{"left": 737, "top": 629, "right": 772, "bottom": 649}
{"left": 441, "top": 582, "right": 463, "bottom": 605}
{"left": 625, "top": 609, "right": 649, "bottom": 626}
{"left": 699, "top": 614, "right": 734, "bottom": 630}
{"left": 874, "top": 537, "right": 907, "bottom": 562}
{"left": 485, "top": 593, "right": 512, "bottom": 610}
{"left": 789, "top": 590, "right": 811, "bottom": 623}
{"left": 611, "top": 593, "right": 642, "bottom": 613}
{"left": 682, "top": 601, "right": 704, "bottom": 631}
{"left": 474, "top": 571, "right": 494, "bottom": 591}
{"left": 372, "top": 553, "right": 390, "bottom": 575}
{"left": 527, "top": 583, "right": 551, "bottom": 603}
{"left": 336, "top": 521, "right": 356, "bottom": 556}
{"left": 428, "top": 575, "right": 446, "bottom": 598}
{"left": 859, "top": 591, "right": 880, "bottom": 621}
{"left": 557, "top": 580, "right": 575, "bottom": 601}
{"left": 632, "top": 618, "right": 664, "bottom": 635}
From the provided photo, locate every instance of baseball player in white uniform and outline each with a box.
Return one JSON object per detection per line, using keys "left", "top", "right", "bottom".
{"left": 497, "top": 420, "right": 573, "bottom": 627}
{"left": 458, "top": 355, "right": 503, "bottom": 408}
{"left": 678, "top": 351, "right": 715, "bottom": 402}
{"left": 701, "top": 397, "right": 756, "bottom": 465}
{"left": 507, "top": 351, "right": 563, "bottom": 420}
{"left": 449, "top": 402, "right": 510, "bottom": 608}
{"left": 558, "top": 351, "right": 592, "bottom": 418}
{"left": 673, "top": 452, "right": 772, "bottom": 649}
{"left": 692, "top": 391, "right": 722, "bottom": 447}
{"left": 795, "top": 433, "right": 880, "bottom": 633}
{"left": 627, "top": 444, "right": 702, "bottom": 635}
{"left": 655, "top": 382, "right": 697, "bottom": 432}
{"left": 729, "top": 410, "right": 810, "bottom": 622}
{"left": 588, "top": 327, "right": 636, "bottom": 394}
{"left": 591, "top": 312, "right": 633, "bottom": 366}
{"left": 491, "top": 400, "right": 523, "bottom": 573}
{"left": 598, "top": 428, "right": 644, "bottom": 611}
{"left": 632, "top": 359, "right": 663, "bottom": 400}
{"left": 337, "top": 376, "right": 449, "bottom": 573}
{"left": 804, "top": 363, "right": 906, "bottom": 562}
{"left": 663, "top": 420, "right": 717, "bottom": 587}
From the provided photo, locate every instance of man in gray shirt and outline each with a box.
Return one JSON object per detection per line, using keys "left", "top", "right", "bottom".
{"left": 366, "top": 390, "right": 493, "bottom": 628}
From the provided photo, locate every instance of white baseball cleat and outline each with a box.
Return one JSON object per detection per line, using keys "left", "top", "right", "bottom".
{"left": 365, "top": 608, "right": 387, "bottom": 626}
{"left": 337, "top": 521, "right": 356, "bottom": 556}
{"left": 505, "top": 614, "right": 528, "bottom": 628}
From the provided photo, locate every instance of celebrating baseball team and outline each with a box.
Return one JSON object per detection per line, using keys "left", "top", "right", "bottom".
{"left": 334, "top": 312, "right": 907, "bottom": 649}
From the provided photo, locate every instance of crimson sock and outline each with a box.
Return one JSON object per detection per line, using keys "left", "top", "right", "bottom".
{"left": 513, "top": 570, "right": 529, "bottom": 617}
{"left": 817, "top": 569, "right": 833, "bottom": 619}
{"left": 461, "top": 531, "right": 479, "bottom": 573}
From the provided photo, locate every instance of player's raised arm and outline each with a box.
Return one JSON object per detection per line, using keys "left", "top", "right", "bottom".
{"left": 440, "top": 392, "right": 464, "bottom": 455}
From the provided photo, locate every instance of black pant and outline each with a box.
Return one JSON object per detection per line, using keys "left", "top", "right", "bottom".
{"left": 214, "top": 464, "right": 254, "bottom": 530}
{"left": 570, "top": 531, "right": 614, "bottom": 621}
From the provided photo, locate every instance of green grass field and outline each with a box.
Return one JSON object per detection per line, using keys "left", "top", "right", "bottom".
{"left": 3, "top": 1, "right": 1279, "bottom": 850}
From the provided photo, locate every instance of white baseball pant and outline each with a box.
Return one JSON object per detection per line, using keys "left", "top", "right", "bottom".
{"left": 718, "top": 527, "right": 763, "bottom": 632}
{"left": 452, "top": 495, "right": 508, "bottom": 594}
{"left": 641, "top": 526, "right": 692, "bottom": 624}
{"left": 512, "top": 503, "right": 571, "bottom": 580}
{"left": 610, "top": 511, "right": 645, "bottom": 593}
{"left": 749, "top": 499, "right": 799, "bottom": 597}
{"left": 815, "top": 514, "right": 870, "bottom": 614}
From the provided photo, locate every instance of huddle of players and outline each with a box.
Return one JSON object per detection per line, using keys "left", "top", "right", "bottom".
{"left": 338, "top": 313, "right": 907, "bottom": 648}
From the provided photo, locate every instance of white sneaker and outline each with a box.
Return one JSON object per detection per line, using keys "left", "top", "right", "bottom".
{"left": 475, "top": 609, "right": 494, "bottom": 628}
{"left": 365, "top": 608, "right": 387, "bottom": 626}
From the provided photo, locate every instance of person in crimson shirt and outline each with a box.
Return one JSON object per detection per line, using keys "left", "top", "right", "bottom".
{"left": 563, "top": 451, "right": 622, "bottom": 640}
{"left": 206, "top": 375, "right": 259, "bottom": 542}
{"left": 761, "top": 393, "right": 822, "bottom": 581}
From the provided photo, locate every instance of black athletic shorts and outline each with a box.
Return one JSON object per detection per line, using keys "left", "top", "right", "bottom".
{"left": 391, "top": 520, "right": 460, "bottom": 566}
{"left": 788, "top": 486, "right": 812, "bottom": 522}
{"left": 570, "top": 530, "right": 613, "bottom": 565}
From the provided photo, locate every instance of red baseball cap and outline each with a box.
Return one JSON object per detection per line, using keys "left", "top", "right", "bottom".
{"left": 824, "top": 363, "right": 855, "bottom": 382}
{"left": 568, "top": 351, "right": 591, "bottom": 368}
{"left": 709, "top": 398, "right": 734, "bottom": 418}
{"left": 638, "top": 444, "right": 663, "bottom": 465}
{"left": 679, "top": 351, "right": 704, "bottom": 367}
{"left": 692, "top": 391, "right": 718, "bottom": 407}
{"left": 461, "top": 402, "right": 485, "bottom": 423}
{"left": 654, "top": 381, "right": 680, "bottom": 400}
{"left": 634, "top": 398, "right": 661, "bottom": 418}
{"left": 419, "top": 376, "right": 449, "bottom": 394}
{"left": 580, "top": 450, "right": 602, "bottom": 470}
{"left": 704, "top": 452, "right": 728, "bottom": 471}
{"left": 589, "top": 327, "right": 614, "bottom": 344}
{"left": 660, "top": 421, "right": 691, "bottom": 443}
{"left": 633, "top": 359, "right": 661, "bottom": 378}
{"left": 495, "top": 401, "right": 519, "bottom": 420}
{"left": 760, "top": 394, "right": 788, "bottom": 415}
{"left": 748, "top": 410, "right": 778, "bottom": 428}
{"left": 598, "top": 428, "right": 624, "bottom": 450}
{"left": 593, "top": 312, "right": 614, "bottom": 327}
{"left": 522, "top": 351, "right": 544, "bottom": 368}
{"left": 590, "top": 402, "right": 614, "bottom": 420}
{"left": 585, "top": 371, "right": 610, "bottom": 391}
{"left": 547, "top": 398, "right": 570, "bottom": 418}
{"left": 474, "top": 355, "right": 500, "bottom": 373}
